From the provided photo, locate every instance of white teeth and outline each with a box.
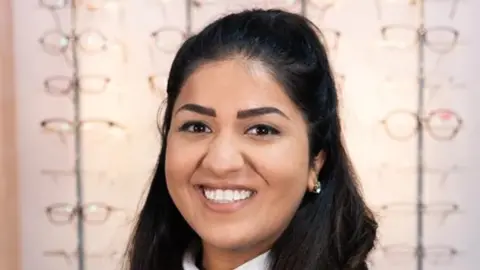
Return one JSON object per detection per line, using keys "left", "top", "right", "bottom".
{"left": 203, "top": 188, "right": 253, "bottom": 203}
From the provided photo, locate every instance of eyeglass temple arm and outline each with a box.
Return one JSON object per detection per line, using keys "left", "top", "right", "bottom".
{"left": 449, "top": 0, "right": 459, "bottom": 19}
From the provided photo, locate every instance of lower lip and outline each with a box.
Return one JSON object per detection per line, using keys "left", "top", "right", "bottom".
{"left": 196, "top": 188, "right": 255, "bottom": 213}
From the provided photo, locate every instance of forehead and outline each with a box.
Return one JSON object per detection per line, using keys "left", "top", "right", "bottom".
{"left": 176, "top": 59, "right": 297, "bottom": 113}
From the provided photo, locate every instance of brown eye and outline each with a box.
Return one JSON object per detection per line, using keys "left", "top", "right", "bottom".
{"left": 179, "top": 121, "right": 212, "bottom": 133}
{"left": 246, "top": 124, "right": 280, "bottom": 136}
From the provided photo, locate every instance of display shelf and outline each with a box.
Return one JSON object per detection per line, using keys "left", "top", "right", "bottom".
{"left": 11, "top": 0, "right": 479, "bottom": 269}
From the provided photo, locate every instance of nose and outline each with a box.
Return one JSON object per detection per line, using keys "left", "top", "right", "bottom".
{"left": 200, "top": 132, "right": 245, "bottom": 177}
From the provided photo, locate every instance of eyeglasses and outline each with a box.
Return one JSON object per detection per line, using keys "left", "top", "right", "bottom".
{"left": 40, "top": 118, "right": 126, "bottom": 143}
{"left": 191, "top": 0, "right": 219, "bottom": 7}
{"left": 40, "top": 118, "right": 126, "bottom": 134}
{"left": 41, "top": 169, "right": 75, "bottom": 182}
{"left": 309, "top": 0, "right": 337, "bottom": 6}
{"left": 41, "top": 168, "right": 109, "bottom": 184}
{"left": 425, "top": 75, "right": 467, "bottom": 101}
{"left": 39, "top": 0, "right": 122, "bottom": 12}
{"left": 379, "top": 25, "right": 459, "bottom": 54}
{"left": 148, "top": 74, "right": 168, "bottom": 96}
{"left": 39, "top": 29, "right": 108, "bottom": 56}
{"left": 320, "top": 28, "right": 341, "bottom": 52}
{"left": 334, "top": 72, "right": 345, "bottom": 93}
{"left": 44, "top": 249, "right": 118, "bottom": 264}
{"left": 375, "top": 0, "right": 459, "bottom": 20}
{"left": 379, "top": 244, "right": 459, "bottom": 265}
{"left": 306, "top": 0, "right": 338, "bottom": 21}
{"left": 45, "top": 202, "right": 125, "bottom": 225}
{"left": 375, "top": 163, "right": 464, "bottom": 187}
{"left": 380, "top": 108, "right": 463, "bottom": 141}
{"left": 377, "top": 75, "right": 467, "bottom": 104}
{"left": 151, "top": 27, "right": 187, "bottom": 53}
{"left": 44, "top": 75, "right": 111, "bottom": 96}
{"left": 377, "top": 201, "right": 460, "bottom": 224}
{"left": 192, "top": 0, "right": 298, "bottom": 7}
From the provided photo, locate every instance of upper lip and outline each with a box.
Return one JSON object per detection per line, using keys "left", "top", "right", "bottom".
{"left": 195, "top": 183, "right": 256, "bottom": 191}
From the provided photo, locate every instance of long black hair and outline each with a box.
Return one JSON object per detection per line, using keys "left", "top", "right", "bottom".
{"left": 125, "top": 9, "right": 377, "bottom": 270}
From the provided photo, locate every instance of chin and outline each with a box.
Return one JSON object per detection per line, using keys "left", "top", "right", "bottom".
{"left": 197, "top": 226, "right": 258, "bottom": 251}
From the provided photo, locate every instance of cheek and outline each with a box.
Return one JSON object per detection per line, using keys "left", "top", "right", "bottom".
{"left": 261, "top": 159, "right": 309, "bottom": 206}
{"left": 249, "top": 139, "right": 311, "bottom": 218}
{"left": 165, "top": 135, "right": 201, "bottom": 183}
{"left": 251, "top": 138, "right": 310, "bottom": 188}
{"left": 247, "top": 165, "right": 308, "bottom": 246}
{"left": 164, "top": 137, "right": 199, "bottom": 209}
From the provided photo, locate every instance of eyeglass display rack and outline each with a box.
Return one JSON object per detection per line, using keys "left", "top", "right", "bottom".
{"left": 18, "top": 0, "right": 472, "bottom": 270}
{"left": 68, "top": 1, "right": 439, "bottom": 270}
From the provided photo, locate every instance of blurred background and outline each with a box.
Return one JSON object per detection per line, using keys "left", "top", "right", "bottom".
{"left": 0, "top": 0, "right": 479, "bottom": 269}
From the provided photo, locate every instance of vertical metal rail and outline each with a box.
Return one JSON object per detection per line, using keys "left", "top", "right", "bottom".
{"left": 300, "top": 0, "right": 307, "bottom": 16}
{"left": 70, "top": 1, "right": 85, "bottom": 269}
{"left": 416, "top": 1, "right": 426, "bottom": 270}
{"left": 186, "top": 0, "right": 192, "bottom": 37}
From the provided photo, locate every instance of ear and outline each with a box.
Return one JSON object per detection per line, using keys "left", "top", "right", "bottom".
{"left": 307, "top": 151, "right": 325, "bottom": 192}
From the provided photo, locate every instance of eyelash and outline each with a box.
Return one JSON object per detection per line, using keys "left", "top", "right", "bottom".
{"left": 178, "top": 121, "right": 211, "bottom": 133}
{"left": 247, "top": 124, "right": 280, "bottom": 136}
{"left": 178, "top": 121, "right": 280, "bottom": 136}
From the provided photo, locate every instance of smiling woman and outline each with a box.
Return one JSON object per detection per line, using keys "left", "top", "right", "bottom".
{"left": 124, "top": 9, "right": 377, "bottom": 270}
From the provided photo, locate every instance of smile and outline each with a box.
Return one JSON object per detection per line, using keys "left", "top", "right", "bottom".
{"left": 203, "top": 188, "right": 253, "bottom": 203}
{"left": 196, "top": 185, "right": 257, "bottom": 213}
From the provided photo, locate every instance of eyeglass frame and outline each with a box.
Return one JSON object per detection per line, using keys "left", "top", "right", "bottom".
{"left": 40, "top": 118, "right": 126, "bottom": 133}
{"left": 43, "top": 248, "right": 118, "bottom": 264}
{"left": 44, "top": 75, "right": 111, "bottom": 96}
{"left": 334, "top": 72, "right": 345, "bottom": 92}
{"left": 379, "top": 108, "right": 463, "bottom": 141}
{"left": 376, "top": 201, "right": 460, "bottom": 224}
{"left": 151, "top": 27, "right": 187, "bottom": 53}
{"left": 38, "top": 28, "right": 109, "bottom": 55}
{"left": 380, "top": 24, "right": 459, "bottom": 54}
{"left": 375, "top": 0, "right": 460, "bottom": 20}
{"left": 378, "top": 243, "right": 459, "bottom": 264}
{"left": 191, "top": 0, "right": 299, "bottom": 7}
{"left": 376, "top": 75, "right": 467, "bottom": 104}
{"left": 307, "top": 0, "right": 338, "bottom": 12}
{"left": 40, "top": 168, "right": 109, "bottom": 184}
{"left": 45, "top": 202, "right": 125, "bottom": 225}
{"left": 320, "top": 28, "right": 341, "bottom": 52}
{"left": 148, "top": 74, "right": 168, "bottom": 94}
{"left": 39, "top": 0, "right": 123, "bottom": 11}
{"left": 375, "top": 163, "right": 464, "bottom": 187}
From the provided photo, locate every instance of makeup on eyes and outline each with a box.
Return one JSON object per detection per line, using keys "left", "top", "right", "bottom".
{"left": 177, "top": 120, "right": 282, "bottom": 138}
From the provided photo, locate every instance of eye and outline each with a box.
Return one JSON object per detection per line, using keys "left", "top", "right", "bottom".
{"left": 246, "top": 124, "right": 280, "bottom": 136}
{"left": 178, "top": 121, "right": 212, "bottom": 133}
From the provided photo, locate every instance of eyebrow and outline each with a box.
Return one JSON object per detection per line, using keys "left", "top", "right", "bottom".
{"left": 175, "top": 103, "right": 289, "bottom": 119}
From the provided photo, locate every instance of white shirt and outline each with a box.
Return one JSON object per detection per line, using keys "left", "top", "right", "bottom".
{"left": 182, "top": 249, "right": 271, "bottom": 270}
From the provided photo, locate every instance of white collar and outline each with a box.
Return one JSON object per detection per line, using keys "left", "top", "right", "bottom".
{"left": 182, "top": 248, "right": 271, "bottom": 270}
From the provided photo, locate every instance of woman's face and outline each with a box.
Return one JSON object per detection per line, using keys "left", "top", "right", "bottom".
{"left": 165, "top": 59, "right": 323, "bottom": 255}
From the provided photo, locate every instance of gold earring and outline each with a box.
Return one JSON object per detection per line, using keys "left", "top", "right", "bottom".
{"left": 312, "top": 180, "right": 321, "bottom": 194}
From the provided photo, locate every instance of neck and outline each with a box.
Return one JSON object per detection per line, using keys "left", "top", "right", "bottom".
{"left": 200, "top": 243, "right": 270, "bottom": 270}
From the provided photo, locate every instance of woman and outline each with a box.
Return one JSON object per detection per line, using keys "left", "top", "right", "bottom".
{"left": 125, "top": 9, "right": 377, "bottom": 270}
